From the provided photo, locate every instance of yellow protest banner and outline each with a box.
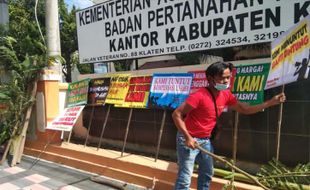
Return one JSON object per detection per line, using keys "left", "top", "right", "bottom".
{"left": 119, "top": 75, "right": 152, "bottom": 108}
{"left": 266, "top": 15, "right": 310, "bottom": 89}
{"left": 105, "top": 74, "right": 131, "bottom": 105}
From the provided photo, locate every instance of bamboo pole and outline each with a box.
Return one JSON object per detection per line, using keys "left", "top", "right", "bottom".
{"left": 154, "top": 109, "right": 166, "bottom": 162}
{"left": 2, "top": 72, "right": 38, "bottom": 166}
{"left": 121, "top": 108, "right": 133, "bottom": 157}
{"left": 275, "top": 85, "right": 285, "bottom": 160}
{"left": 232, "top": 112, "right": 239, "bottom": 165}
{"left": 0, "top": 123, "right": 19, "bottom": 165}
{"left": 14, "top": 80, "right": 38, "bottom": 165}
{"left": 196, "top": 143, "right": 270, "bottom": 190}
{"left": 97, "top": 104, "right": 111, "bottom": 150}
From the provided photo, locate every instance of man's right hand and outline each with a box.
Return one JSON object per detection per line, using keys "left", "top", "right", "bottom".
{"left": 185, "top": 136, "right": 197, "bottom": 149}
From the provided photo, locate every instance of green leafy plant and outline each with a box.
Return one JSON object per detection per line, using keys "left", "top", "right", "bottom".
{"left": 0, "top": 36, "right": 47, "bottom": 145}
{"left": 257, "top": 159, "right": 310, "bottom": 190}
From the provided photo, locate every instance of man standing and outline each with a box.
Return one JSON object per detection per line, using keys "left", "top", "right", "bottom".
{"left": 172, "top": 61, "right": 286, "bottom": 190}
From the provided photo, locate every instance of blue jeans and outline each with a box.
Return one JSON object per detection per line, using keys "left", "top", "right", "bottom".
{"left": 174, "top": 133, "right": 214, "bottom": 190}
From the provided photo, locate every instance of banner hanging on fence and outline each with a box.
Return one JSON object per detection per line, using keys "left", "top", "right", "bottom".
{"left": 232, "top": 63, "right": 270, "bottom": 105}
{"left": 188, "top": 70, "right": 208, "bottom": 93}
{"left": 88, "top": 78, "right": 111, "bottom": 105}
{"left": 46, "top": 106, "right": 85, "bottom": 131}
{"left": 105, "top": 74, "right": 131, "bottom": 105}
{"left": 149, "top": 73, "right": 193, "bottom": 109}
{"left": 189, "top": 68, "right": 236, "bottom": 93}
{"left": 120, "top": 75, "right": 152, "bottom": 108}
{"left": 67, "top": 79, "right": 90, "bottom": 107}
{"left": 266, "top": 15, "right": 310, "bottom": 89}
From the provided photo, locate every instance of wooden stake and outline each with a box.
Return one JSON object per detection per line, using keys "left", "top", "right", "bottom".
{"left": 121, "top": 108, "right": 133, "bottom": 157}
{"left": 97, "top": 105, "right": 111, "bottom": 150}
{"left": 276, "top": 85, "right": 285, "bottom": 160}
{"left": 155, "top": 109, "right": 166, "bottom": 162}
{"left": 232, "top": 112, "right": 239, "bottom": 165}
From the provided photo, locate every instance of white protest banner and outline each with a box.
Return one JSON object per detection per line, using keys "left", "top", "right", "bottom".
{"left": 149, "top": 73, "right": 193, "bottom": 109}
{"left": 266, "top": 15, "right": 310, "bottom": 89}
{"left": 76, "top": 0, "right": 309, "bottom": 63}
{"left": 46, "top": 106, "right": 85, "bottom": 131}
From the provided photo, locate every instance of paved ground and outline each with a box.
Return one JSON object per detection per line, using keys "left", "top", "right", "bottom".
{"left": 0, "top": 156, "right": 147, "bottom": 190}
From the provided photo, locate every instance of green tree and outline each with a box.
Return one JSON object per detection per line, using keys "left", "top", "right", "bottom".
{"left": 59, "top": 0, "right": 78, "bottom": 82}
{"left": 0, "top": 0, "right": 48, "bottom": 144}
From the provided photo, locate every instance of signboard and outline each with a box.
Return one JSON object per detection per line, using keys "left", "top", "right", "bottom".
{"left": 149, "top": 73, "right": 193, "bottom": 109}
{"left": 232, "top": 63, "right": 270, "bottom": 105}
{"left": 67, "top": 79, "right": 90, "bottom": 107}
{"left": 76, "top": 0, "right": 309, "bottom": 63}
{"left": 105, "top": 74, "right": 130, "bottom": 105}
{"left": 121, "top": 75, "right": 152, "bottom": 108}
{"left": 266, "top": 15, "right": 310, "bottom": 89}
{"left": 88, "top": 78, "right": 110, "bottom": 105}
{"left": 46, "top": 106, "right": 84, "bottom": 131}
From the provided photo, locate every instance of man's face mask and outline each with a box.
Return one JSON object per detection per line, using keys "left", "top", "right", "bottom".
{"left": 214, "top": 82, "right": 230, "bottom": 91}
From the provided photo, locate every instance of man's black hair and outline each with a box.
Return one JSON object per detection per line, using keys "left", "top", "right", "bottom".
{"left": 205, "top": 61, "right": 233, "bottom": 77}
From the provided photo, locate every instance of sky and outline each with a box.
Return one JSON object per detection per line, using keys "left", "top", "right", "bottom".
{"left": 64, "top": 0, "right": 94, "bottom": 10}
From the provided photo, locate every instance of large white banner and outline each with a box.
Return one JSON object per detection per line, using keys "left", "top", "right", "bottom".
{"left": 76, "top": 0, "right": 309, "bottom": 63}
{"left": 265, "top": 15, "right": 310, "bottom": 89}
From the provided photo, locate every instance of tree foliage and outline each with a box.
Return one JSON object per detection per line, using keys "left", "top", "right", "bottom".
{"left": 59, "top": 0, "right": 79, "bottom": 81}
{"left": 0, "top": 38, "right": 47, "bottom": 145}
{"left": 0, "top": 0, "right": 47, "bottom": 144}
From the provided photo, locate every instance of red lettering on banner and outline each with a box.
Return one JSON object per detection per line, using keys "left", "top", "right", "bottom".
{"left": 52, "top": 121, "right": 74, "bottom": 126}
{"left": 128, "top": 85, "right": 135, "bottom": 91}
{"left": 272, "top": 35, "right": 309, "bottom": 69}
{"left": 125, "top": 92, "right": 145, "bottom": 102}
{"left": 64, "top": 112, "right": 78, "bottom": 116}
{"left": 135, "top": 84, "right": 150, "bottom": 91}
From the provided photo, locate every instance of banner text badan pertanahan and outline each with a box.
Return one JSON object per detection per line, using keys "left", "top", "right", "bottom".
{"left": 76, "top": 0, "right": 309, "bottom": 63}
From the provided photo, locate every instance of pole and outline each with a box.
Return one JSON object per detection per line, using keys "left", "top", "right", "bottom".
{"left": 232, "top": 112, "right": 239, "bottom": 163}
{"left": 97, "top": 105, "right": 111, "bottom": 150}
{"left": 121, "top": 108, "right": 133, "bottom": 156}
{"left": 0, "top": 0, "right": 9, "bottom": 26}
{"left": 155, "top": 109, "right": 166, "bottom": 162}
{"left": 275, "top": 85, "right": 285, "bottom": 160}
{"left": 45, "top": 0, "right": 62, "bottom": 81}
{"left": 84, "top": 105, "right": 95, "bottom": 147}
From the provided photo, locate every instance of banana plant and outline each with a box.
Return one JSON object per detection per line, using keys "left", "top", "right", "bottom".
{"left": 0, "top": 36, "right": 46, "bottom": 145}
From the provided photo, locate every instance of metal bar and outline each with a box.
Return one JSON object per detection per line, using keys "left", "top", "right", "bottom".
{"left": 155, "top": 109, "right": 167, "bottom": 162}
{"left": 97, "top": 105, "right": 111, "bottom": 150}
{"left": 84, "top": 105, "right": 95, "bottom": 147}
{"left": 121, "top": 108, "right": 133, "bottom": 156}
{"left": 67, "top": 130, "right": 73, "bottom": 143}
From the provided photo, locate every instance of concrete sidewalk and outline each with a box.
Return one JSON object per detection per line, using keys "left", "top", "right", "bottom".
{"left": 0, "top": 156, "right": 146, "bottom": 190}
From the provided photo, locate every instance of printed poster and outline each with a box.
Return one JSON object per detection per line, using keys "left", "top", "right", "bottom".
{"left": 46, "top": 106, "right": 84, "bottom": 131}
{"left": 105, "top": 74, "right": 130, "bottom": 105}
{"left": 232, "top": 63, "right": 270, "bottom": 105}
{"left": 120, "top": 75, "right": 152, "bottom": 108}
{"left": 149, "top": 73, "right": 193, "bottom": 109}
{"left": 88, "top": 78, "right": 111, "bottom": 105}
{"left": 266, "top": 15, "right": 310, "bottom": 89}
{"left": 67, "top": 79, "right": 90, "bottom": 107}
